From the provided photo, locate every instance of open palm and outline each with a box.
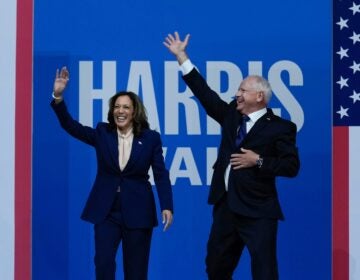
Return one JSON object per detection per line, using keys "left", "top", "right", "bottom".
{"left": 163, "top": 31, "right": 190, "bottom": 56}
{"left": 53, "top": 67, "right": 69, "bottom": 94}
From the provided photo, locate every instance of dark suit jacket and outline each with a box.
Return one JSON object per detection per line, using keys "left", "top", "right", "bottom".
{"left": 183, "top": 69, "right": 300, "bottom": 220}
{"left": 51, "top": 100, "right": 173, "bottom": 228}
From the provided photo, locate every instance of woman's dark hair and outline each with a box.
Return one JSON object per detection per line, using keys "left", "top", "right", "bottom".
{"left": 107, "top": 91, "right": 149, "bottom": 136}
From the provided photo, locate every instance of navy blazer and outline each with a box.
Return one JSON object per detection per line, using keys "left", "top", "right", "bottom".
{"left": 183, "top": 68, "right": 300, "bottom": 220}
{"left": 51, "top": 100, "right": 173, "bottom": 228}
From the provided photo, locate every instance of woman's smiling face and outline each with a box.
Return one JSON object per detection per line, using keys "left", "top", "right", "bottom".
{"left": 113, "top": 95, "right": 134, "bottom": 133}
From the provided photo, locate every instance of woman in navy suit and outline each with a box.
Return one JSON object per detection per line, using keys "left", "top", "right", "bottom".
{"left": 51, "top": 67, "right": 173, "bottom": 280}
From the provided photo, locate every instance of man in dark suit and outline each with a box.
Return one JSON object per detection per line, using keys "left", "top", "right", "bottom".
{"left": 164, "top": 32, "right": 300, "bottom": 280}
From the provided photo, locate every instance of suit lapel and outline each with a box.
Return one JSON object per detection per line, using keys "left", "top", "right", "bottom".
{"left": 225, "top": 105, "right": 242, "bottom": 148}
{"left": 106, "top": 129, "right": 120, "bottom": 171}
{"left": 123, "top": 135, "right": 144, "bottom": 172}
{"left": 243, "top": 109, "right": 274, "bottom": 142}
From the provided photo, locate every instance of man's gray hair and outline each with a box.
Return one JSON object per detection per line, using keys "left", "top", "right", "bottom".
{"left": 248, "top": 75, "right": 272, "bottom": 103}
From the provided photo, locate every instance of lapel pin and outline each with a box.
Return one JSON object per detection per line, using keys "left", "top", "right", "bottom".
{"left": 138, "top": 141, "right": 142, "bottom": 145}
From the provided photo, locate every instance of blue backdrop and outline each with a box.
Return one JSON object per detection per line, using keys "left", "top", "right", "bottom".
{"left": 33, "top": 0, "right": 331, "bottom": 279}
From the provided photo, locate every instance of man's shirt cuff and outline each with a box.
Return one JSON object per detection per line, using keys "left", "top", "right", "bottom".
{"left": 180, "top": 59, "right": 194, "bottom": 75}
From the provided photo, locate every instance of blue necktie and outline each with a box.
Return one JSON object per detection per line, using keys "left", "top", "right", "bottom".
{"left": 235, "top": 115, "right": 250, "bottom": 147}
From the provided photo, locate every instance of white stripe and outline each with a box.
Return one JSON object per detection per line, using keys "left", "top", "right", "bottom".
{"left": 349, "top": 126, "right": 360, "bottom": 280}
{"left": 0, "top": 0, "right": 17, "bottom": 279}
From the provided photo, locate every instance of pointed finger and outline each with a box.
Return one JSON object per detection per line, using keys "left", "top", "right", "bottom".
{"left": 174, "top": 31, "right": 180, "bottom": 40}
{"left": 184, "top": 34, "right": 190, "bottom": 45}
{"left": 168, "top": 33, "right": 175, "bottom": 42}
{"left": 164, "top": 37, "right": 172, "bottom": 45}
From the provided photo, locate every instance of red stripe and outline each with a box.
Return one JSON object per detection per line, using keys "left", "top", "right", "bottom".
{"left": 15, "top": 0, "right": 33, "bottom": 279}
{"left": 332, "top": 127, "right": 349, "bottom": 280}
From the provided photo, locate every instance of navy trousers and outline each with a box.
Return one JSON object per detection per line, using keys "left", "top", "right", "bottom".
{"left": 94, "top": 192, "right": 153, "bottom": 280}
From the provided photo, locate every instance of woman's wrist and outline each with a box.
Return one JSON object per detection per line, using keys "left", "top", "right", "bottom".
{"left": 52, "top": 91, "right": 63, "bottom": 100}
{"left": 52, "top": 91, "right": 63, "bottom": 104}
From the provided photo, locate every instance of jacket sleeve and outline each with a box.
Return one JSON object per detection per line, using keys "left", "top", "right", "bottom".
{"left": 50, "top": 100, "right": 96, "bottom": 146}
{"left": 258, "top": 121, "right": 300, "bottom": 178}
{"left": 150, "top": 132, "right": 173, "bottom": 212}
{"left": 183, "top": 68, "right": 230, "bottom": 125}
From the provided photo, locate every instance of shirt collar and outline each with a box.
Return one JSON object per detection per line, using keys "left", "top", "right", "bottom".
{"left": 247, "top": 108, "right": 267, "bottom": 123}
{"left": 117, "top": 127, "right": 133, "bottom": 139}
